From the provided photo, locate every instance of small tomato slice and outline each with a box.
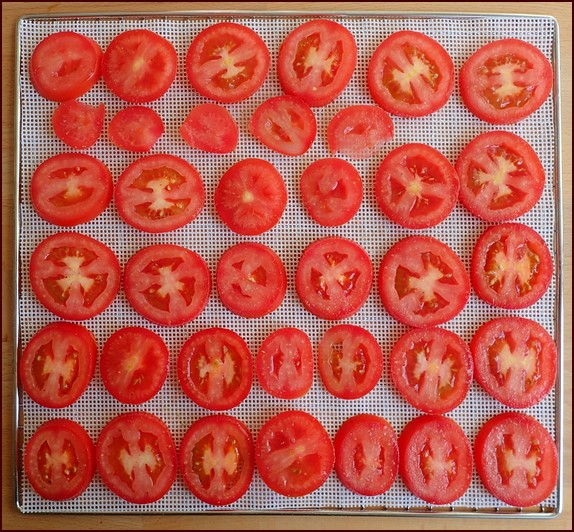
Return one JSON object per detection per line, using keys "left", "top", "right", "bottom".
{"left": 180, "top": 103, "right": 238, "bottom": 153}
{"left": 108, "top": 106, "right": 164, "bottom": 152}
{"left": 52, "top": 100, "right": 104, "bottom": 149}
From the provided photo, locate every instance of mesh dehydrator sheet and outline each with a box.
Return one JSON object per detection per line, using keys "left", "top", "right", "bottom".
{"left": 16, "top": 13, "right": 560, "bottom": 515}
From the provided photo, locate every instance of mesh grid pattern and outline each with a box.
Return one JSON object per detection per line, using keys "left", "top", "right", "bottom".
{"left": 16, "top": 14, "right": 559, "bottom": 514}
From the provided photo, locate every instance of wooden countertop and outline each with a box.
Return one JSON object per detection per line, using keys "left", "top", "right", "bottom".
{"left": 2, "top": 2, "right": 571, "bottom": 530}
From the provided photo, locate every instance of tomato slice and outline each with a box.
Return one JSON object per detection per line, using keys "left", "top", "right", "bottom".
{"left": 108, "top": 106, "right": 164, "bottom": 152}
{"left": 177, "top": 328, "right": 253, "bottom": 411}
{"left": 52, "top": 100, "right": 105, "bottom": 149}
{"left": 180, "top": 415, "right": 254, "bottom": 506}
{"left": 180, "top": 103, "right": 238, "bottom": 153}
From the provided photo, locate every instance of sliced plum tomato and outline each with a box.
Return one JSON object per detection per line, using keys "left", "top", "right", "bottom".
{"left": 368, "top": 31, "right": 454, "bottom": 118}
{"left": 20, "top": 322, "right": 96, "bottom": 408}
{"left": 471, "top": 317, "right": 557, "bottom": 408}
{"left": 256, "top": 328, "right": 314, "bottom": 400}
{"left": 216, "top": 242, "right": 286, "bottom": 319}
{"left": 255, "top": 410, "right": 335, "bottom": 497}
{"left": 318, "top": 324, "right": 383, "bottom": 399}
{"left": 100, "top": 327, "right": 169, "bottom": 404}
{"left": 30, "top": 31, "right": 102, "bottom": 102}
{"left": 96, "top": 411, "right": 177, "bottom": 504}
{"left": 179, "top": 415, "right": 254, "bottom": 506}
{"left": 390, "top": 327, "right": 472, "bottom": 414}
{"left": 475, "top": 412, "right": 558, "bottom": 507}
{"left": 399, "top": 414, "right": 473, "bottom": 505}
{"left": 102, "top": 29, "right": 177, "bottom": 103}
{"left": 379, "top": 236, "right": 470, "bottom": 327}
{"left": 123, "top": 244, "right": 210, "bottom": 326}
{"left": 186, "top": 22, "right": 270, "bottom": 103}
{"left": 375, "top": 143, "right": 459, "bottom": 229}
{"left": 334, "top": 414, "right": 398, "bottom": 496}
{"left": 180, "top": 103, "right": 238, "bottom": 153}
{"left": 30, "top": 153, "right": 112, "bottom": 227}
{"left": 456, "top": 131, "right": 545, "bottom": 222}
{"left": 296, "top": 237, "right": 373, "bottom": 320}
{"left": 25, "top": 419, "right": 95, "bottom": 500}
{"left": 52, "top": 99, "right": 105, "bottom": 149}
{"left": 300, "top": 158, "right": 362, "bottom": 227}
{"left": 460, "top": 39, "right": 553, "bottom": 124}
{"left": 327, "top": 105, "right": 394, "bottom": 160}
{"left": 30, "top": 232, "right": 120, "bottom": 320}
{"left": 108, "top": 106, "right": 164, "bottom": 152}
{"left": 214, "top": 158, "right": 287, "bottom": 236}
{"left": 115, "top": 154, "right": 205, "bottom": 233}
{"left": 471, "top": 223, "right": 553, "bottom": 309}
{"left": 277, "top": 19, "right": 357, "bottom": 107}
{"left": 177, "top": 328, "right": 252, "bottom": 411}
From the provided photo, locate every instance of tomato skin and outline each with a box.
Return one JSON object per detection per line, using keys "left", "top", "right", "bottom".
{"left": 52, "top": 100, "right": 105, "bottom": 149}
{"left": 108, "top": 106, "right": 164, "bottom": 152}
{"left": 180, "top": 103, "right": 238, "bottom": 153}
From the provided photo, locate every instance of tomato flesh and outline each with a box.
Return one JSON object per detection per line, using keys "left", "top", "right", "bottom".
{"left": 52, "top": 100, "right": 104, "bottom": 149}
{"left": 180, "top": 103, "right": 238, "bottom": 153}
{"left": 108, "top": 106, "right": 164, "bottom": 152}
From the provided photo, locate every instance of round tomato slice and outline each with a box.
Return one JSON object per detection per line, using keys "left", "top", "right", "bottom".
{"left": 214, "top": 158, "right": 287, "bottom": 236}
{"left": 96, "top": 411, "right": 177, "bottom": 504}
{"left": 30, "top": 232, "right": 121, "bottom": 320}
{"left": 334, "top": 414, "right": 398, "bottom": 496}
{"left": 124, "top": 244, "right": 210, "bottom": 326}
{"left": 20, "top": 322, "right": 96, "bottom": 408}
{"left": 318, "top": 324, "right": 383, "bottom": 399}
{"left": 25, "top": 419, "right": 95, "bottom": 500}
{"left": 399, "top": 414, "right": 472, "bottom": 505}
{"left": 475, "top": 412, "right": 558, "bottom": 507}
{"left": 114, "top": 154, "right": 205, "bottom": 233}
{"left": 177, "top": 328, "right": 252, "bottom": 411}
{"left": 256, "top": 328, "right": 313, "bottom": 400}
{"left": 30, "top": 31, "right": 102, "bottom": 102}
{"left": 296, "top": 237, "right": 373, "bottom": 320}
{"left": 216, "top": 242, "right": 286, "bottom": 319}
{"left": 30, "top": 153, "right": 112, "bottom": 227}
{"left": 180, "top": 415, "right": 254, "bottom": 506}
{"left": 100, "top": 327, "right": 169, "bottom": 404}
{"left": 108, "top": 106, "right": 164, "bottom": 152}
{"left": 456, "top": 131, "right": 545, "bottom": 222}
{"left": 390, "top": 327, "right": 472, "bottom": 414}
{"left": 471, "top": 223, "right": 553, "bottom": 309}
{"left": 180, "top": 103, "right": 238, "bottom": 153}
{"left": 471, "top": 317, "right": 557, "bottom": 408}
{"left": 186, "top": 22, "right": 270, "bottom": 103}
{"left": 460, "top": 39, "right": 553, "bottom": 124}
{"left": 255, "top": 410, "right": 335, "bottom": 497}
{"left": 379, "top": 236, "right": 470, "bottom": 327}
{"left": 368, "top": 31, "right": 454, "bottom": 117}
{"left": 52, "top": 100, "right": 105, "bottom": 149}
{"left": 277, "top": 19, "right": 357, "bottom": 107}
{"left": 327, "top": 105, "right": 394, "bottom": 160}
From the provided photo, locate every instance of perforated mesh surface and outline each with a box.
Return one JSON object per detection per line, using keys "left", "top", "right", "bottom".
{"left": 16, "top": 13, "right": 559, "bottom": 514}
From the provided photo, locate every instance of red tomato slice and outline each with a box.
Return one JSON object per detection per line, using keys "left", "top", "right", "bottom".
{"left": 30, "top": 31, "right": 102, "bottom": 102}
{"left": 456, "top": 131, "right": 545, "bottom": 222}
{"left": 177, "top": 328, "right": 253, "bottom": 411}
{"left": 327, "top": 105, "right": 394, "bottom": 160}
{"left": 277, "top": 20, "right": 357, "bottom": 107}
{"left": 368, "top": 31, "right": 454, "bottom": 117}
{"left": 214, "top": 158, "right": 287, "bottom": 235}
{"left": 334, "top": 414, "right": 398, "bottom": 496}
{"left": 296, "top": 237, "right": 373, "bottom": 320}
{"left": 475, "top": 412, "right": 558, "bottom": 507}
{"left": 179, "top": 415, "right": 254, "bottom": 506}
{"left": 30, "top": 153, "right": 112, "bottom": 227}
{"left": 180, "top": 103, "right": 238, "bottom": 153}
{"left": 30, "top": 232, "right": 121, "bottom": 320}
{"left": 460, "top": 39, "right": 553, "bottom": 124}
{"left": 399, "top": 414, "right": 473, "bottom": 505}
{"left": 379, "top": 236, "right": 470, "bottom": 327}
{"left": 186, "top": 22, "right": 270, "bottom": 103}
{"left": 318, "top": 324, "right": 383, "bottom": 399}
{"left": 124, "top": 244, "right": 211, "bottom": 326}
{"left": 20, "top": 322, "right": 96, "bottom": 408}
{"left": 390, "top": 327, "right": 472, "bottom": 414}
{"left": 25, "top": 419, "right": 95, "bottom": 500}
{"left": 52, "top": 100, "right": 105, "bottom": 149}
{"left": 300, "top": 158, "right": 362, "bottom": 227}
{"left": 471, "top": 317, "right": 557, "bottom": 408}
{"left": 471, "top": 223, "right": 553, "bottom": 309}
{"left": 114, "top": 154, "right": 205, "bottom": 233}
{"left": 255, "top": 410, "right": 335, "bottom": 497}
{"left": 100, "top": 327, "right": 169, "bottom": 404}
{"left": 216, "top": 242, "right": 286, "bottom": 318}
{"left": 108, "top": 106, "right": 164, "bottom": 152}
{"left": 96, "top": 411, "right": 177, "bottom": 504}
